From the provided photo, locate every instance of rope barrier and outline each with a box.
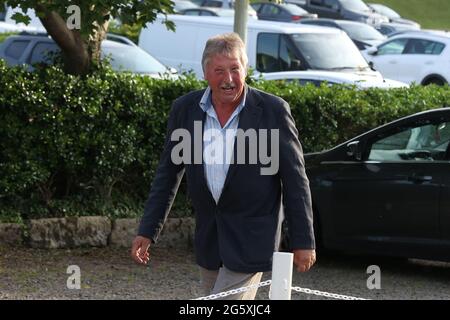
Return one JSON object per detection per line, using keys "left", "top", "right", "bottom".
{"left": 193, "top": 281, "right": 368, "bottom": 300}
{"left": 192, "top": 252, "right": 368, "bottom": 300}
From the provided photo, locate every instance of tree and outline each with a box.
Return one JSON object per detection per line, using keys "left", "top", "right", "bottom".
{"left": 1, "top": 0, "right": 175, "bottom": 75}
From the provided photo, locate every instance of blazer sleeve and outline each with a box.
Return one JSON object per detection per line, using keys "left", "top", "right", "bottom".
{"left": 277, "top": 101, "right": 316, "bottom": 250}
{"left": 137, "top": 101, "right": 185, "bottom": 243}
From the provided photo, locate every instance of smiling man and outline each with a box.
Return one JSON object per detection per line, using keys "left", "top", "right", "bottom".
{"left": 131, "top": 33, "right": 316, "bottom": 300}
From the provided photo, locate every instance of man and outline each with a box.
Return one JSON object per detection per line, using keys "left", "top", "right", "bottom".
{"left": 131, "top": 33, "right": 315, "bottom": 300}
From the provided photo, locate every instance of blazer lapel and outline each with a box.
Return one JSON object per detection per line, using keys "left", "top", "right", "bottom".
{"left": 189, "top": 91, "right": 216, "bottom": 204}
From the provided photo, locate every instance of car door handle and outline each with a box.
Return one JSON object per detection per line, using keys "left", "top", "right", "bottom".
{"left": 388, "top": 60, "right": 397, "bottom": 64}
{"left": 408, "top": 175, "right": 433, "bottom": 182}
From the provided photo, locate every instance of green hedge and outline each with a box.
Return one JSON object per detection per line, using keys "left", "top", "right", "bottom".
{"left": 0, "top": 60, "right": 449, "bottom": 221}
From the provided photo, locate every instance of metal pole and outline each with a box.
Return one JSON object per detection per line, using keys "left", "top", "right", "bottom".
{"left": 233, "top": 0, "right": 249, "bottom": 44}
{"left": 270, "top": 252, "right": 293, "bottom": 300}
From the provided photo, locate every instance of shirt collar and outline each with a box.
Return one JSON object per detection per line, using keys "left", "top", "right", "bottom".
{"left": 199, "top": 86, "right": 247, "bottom": 114}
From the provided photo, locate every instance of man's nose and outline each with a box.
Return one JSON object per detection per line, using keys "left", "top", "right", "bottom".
{"left": 223, "top": 70, "right": 233, "bottom": 82}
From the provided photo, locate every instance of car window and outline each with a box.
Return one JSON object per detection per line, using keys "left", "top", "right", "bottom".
{"left": 260, "top": 4, "right": 280, "bottom": 15}
{"left": 368, "top": 122, "right": 450, "bottom": 161}
{"left": 280, "top": 36, "right": 301, "bottom": 71}
{"left": 5, "top": 40, "right": 29, "bottom": 59}
{"left": 324, "top": 0, "right": 339, "bottom": 9}
{"left": 251, "top": 3, "right": 261, "bottom": 11}
{"left": 183, "top": 9, "right": 200, "bottom": 15}
{"left": 290, "top": 32, "right": 369, "bottom": 70}
{"left": 283, "top": 3, "right": 309, "bottom": 14}
{"left": 201, "top": 10, "right": 215, "bottom": 16}
{"left": 338, "top": 22, "right": 385, "bottom": 41}
{"left": 256, "top": 33, "right": 280, "bottom": 72}
{"left": 102, "top": 45, "right": 168, "bottom": 74}
{"left": 310, "top": 0, "right": 324, "bottom": 7}
{"left": 404, "top": 39, "right": 446, "bottom": 55}
{"left": 377, "top": 38, "right": 408, "bottom": 55}
{"left": 376, "top": 26, "right": 392, "bottom": 36}
{"left": 29, "top": 42, "right": 60, "bottom": 65}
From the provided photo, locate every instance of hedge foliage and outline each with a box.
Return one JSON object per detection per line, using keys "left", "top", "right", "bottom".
{"left": 0, "top": 60, "right": 449, "bottom": 221}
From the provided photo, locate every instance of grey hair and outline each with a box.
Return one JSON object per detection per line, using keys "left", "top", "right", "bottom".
{"left": 201, "top": 32, "right": 248, "bottom": 73}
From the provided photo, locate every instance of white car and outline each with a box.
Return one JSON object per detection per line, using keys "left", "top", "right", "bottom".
{"left": 255, "top": 70, "right": 408, "bottom": 89}
{"left": 362, "top": 31, "right": 450, "bottom": 85}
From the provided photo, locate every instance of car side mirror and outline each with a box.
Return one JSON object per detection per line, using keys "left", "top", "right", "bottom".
{"left": 367, "top": 47, "right": 378, "bottom": 56}
{"left": 347, "top": 141, "right": 362, "bottom": 160}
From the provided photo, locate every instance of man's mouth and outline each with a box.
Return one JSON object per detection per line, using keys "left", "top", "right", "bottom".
{"left": 221, "top": 85, "right": 235, "bottom": 92}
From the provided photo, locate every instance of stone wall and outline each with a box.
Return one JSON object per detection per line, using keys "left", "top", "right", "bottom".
{"left": 0, "top": 216, "right": 194, "bottom": 249}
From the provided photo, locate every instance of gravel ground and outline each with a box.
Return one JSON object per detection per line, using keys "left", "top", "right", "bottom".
{"left": 1, "top": 245, "right": 450, "bottom": 300}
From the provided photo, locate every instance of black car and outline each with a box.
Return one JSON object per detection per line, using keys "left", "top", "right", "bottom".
{"left": 300, "top": 108, "right": 450, "bottom": 261}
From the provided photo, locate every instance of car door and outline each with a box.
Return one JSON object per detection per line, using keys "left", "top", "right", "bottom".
{"left": 368, "top": 37, "right": 409, "bottom": 82}
{"left": 329, "top": 116, "right": 450, "bottom": 248}
{"left": 401, "top": 38, "right": 446, "bottom": 84}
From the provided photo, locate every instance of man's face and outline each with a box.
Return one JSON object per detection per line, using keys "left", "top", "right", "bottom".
{"left": 204, "top": 53, "right": 246, "bottom": 107}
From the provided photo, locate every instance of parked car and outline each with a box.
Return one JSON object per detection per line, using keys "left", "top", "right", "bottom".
{"left": 292, "top": 107, "right": 450, "bottom": 262}
{"left": 179, "top": 7, "right": 235, "bottom": 17}
{"left": 256, "top": 70, "right": 407, "bottom": 88}
{"left": 375, "top": 22, "right": 420, "bottom": 37}
{"left": 286, "top": 0, "right": 388, "bottom": 26}
{"left": 190, "top": 0, "right": 258, "bottom": 19}
{"left": 250, "top": 2, "right": 317, "bottom": 23}
{"left": 140, "top": 14, "right": 381, "bottom": 79}
{"left": 362, "top": 31, "right": 450, "bottom": 85}
{"left": 368, "top": 3, "right": 420, "bottom": 29}
{"left": 0, "top": 34, "right": 177, "bottom": 78}
{"left": 172, "top": 0, "right": 199, "bottom": 13}
{"left": 300, "top": 18, "right": 385, "bottom": 50}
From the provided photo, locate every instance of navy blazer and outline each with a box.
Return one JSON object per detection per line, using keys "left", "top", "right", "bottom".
{"left": 138, "top": 86, "right": 315, "bottom": 273}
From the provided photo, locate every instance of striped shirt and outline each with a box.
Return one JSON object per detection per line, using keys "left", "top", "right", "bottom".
{"left": 199, "top": 86, "right": 247, "bottom": 203}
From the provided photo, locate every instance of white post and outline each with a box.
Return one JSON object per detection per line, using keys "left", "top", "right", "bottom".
{"left": 270, "top": 252, "right": 293, "bottom": 300}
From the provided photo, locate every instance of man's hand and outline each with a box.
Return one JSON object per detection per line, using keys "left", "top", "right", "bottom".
{"left": 293, "top": 249, "right": 316, "bottom": 272}
{"left": 131, "top": 236, "right": 151, "bottom": 265}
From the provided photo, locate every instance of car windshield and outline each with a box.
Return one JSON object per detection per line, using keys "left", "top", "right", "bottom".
{"left": 102, "top": 45, "right": 168, "bottom": 74}
{"left": 340, "top": 0, "right": 370, "bottom": 12}
{"left": 290, "top": 32, "right": 369, "bottom": 70}
{"left": 338, "top": 22, "right": 385, "bottom": 40}
{"left": 370, "top": 4, "right": 400, "bottom": 19}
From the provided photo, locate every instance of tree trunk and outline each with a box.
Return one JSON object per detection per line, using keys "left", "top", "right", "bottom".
{"left": 35, "top": 6, "right": 109, "bottom": 76}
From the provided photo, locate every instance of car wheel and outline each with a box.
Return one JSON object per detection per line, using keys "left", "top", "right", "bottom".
{"left": 422, "top": 77, "right": 447, "bottom": 86}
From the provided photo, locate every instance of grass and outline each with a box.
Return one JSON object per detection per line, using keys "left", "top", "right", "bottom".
{"left": 365, "top": 0, "right": 450, "bottom": 30}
